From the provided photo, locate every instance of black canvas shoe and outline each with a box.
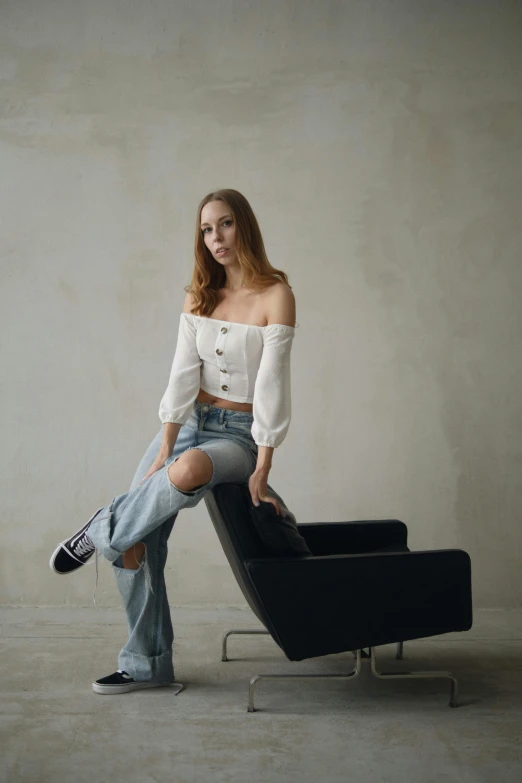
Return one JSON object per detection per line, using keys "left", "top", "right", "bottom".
{"left": 92, "top": 669, "right": 184, "bottom": 695}
{"left": 49, "top": 509, "right": 102, "bottom": 575}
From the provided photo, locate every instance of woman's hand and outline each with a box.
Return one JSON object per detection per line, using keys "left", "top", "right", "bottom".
{"left": 248, "top": 468, "right": 285, "bottom": 517}
{"left": 139, "top": 455, "right": 169, "bottom": 485}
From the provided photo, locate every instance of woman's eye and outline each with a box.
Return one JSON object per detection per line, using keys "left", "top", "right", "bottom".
{"left": 202, "top": 220, "right": 232, "bottom": 234}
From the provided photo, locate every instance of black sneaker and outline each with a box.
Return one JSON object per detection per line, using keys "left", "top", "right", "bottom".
{"left": 92, "top": 669, "right": 184, "bottom": 695}
{"left": 49, "top": 509, "right": 102, "bottom": 575}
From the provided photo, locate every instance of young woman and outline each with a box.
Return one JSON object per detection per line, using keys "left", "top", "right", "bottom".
{"left": 50, "top": 189, "right": 297, "bottom": 694}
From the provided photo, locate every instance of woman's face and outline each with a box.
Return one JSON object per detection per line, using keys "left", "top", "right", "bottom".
{"left": 200, "top": 201, "right": 238, "bottom": 265}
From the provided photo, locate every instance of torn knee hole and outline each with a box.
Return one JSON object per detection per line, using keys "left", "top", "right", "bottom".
{"left": 167, "top": 468, "right": 208, "bottom": 495}
{"left": 122, "top": 542, "right": 146, "bottom": 570}
{"left": 167, "top": 449, "right": 213, "bottom": 493}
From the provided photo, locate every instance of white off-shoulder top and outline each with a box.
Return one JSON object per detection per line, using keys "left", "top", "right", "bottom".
{"left": 158, "top": 313, "right": 296, "bottom": 448}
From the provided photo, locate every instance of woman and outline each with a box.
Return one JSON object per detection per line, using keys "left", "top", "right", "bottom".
{"left": 50, "top": 189, "right": 297, "bottom": 694}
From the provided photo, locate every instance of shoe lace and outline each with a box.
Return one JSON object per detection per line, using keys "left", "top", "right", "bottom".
{"left": 72, "top": 534, "right": 95, "bottom": 557}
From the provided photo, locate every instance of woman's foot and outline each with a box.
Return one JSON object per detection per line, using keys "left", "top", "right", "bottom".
{"left": 49, "top": 509, "right": 102, "bottom": 574}
{"left": 92, "top": 669, "right": 184, "bottom": 695}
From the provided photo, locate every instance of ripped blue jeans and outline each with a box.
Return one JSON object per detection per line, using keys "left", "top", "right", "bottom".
{"left": 86, "top": 400, "right": 291, "bottom": 683}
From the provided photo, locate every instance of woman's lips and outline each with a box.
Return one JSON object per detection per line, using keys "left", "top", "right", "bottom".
{"left": 216, "top": 248, "right": 229, "bottom": 255}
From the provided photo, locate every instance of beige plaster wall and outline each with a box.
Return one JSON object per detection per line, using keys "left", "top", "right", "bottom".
{"left": 1, "top": 0, "right": 521, "bottom": 608}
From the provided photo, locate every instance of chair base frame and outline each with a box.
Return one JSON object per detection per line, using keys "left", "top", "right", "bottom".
{"left": 221, "top": 629, "right": 458, "bottom": 712}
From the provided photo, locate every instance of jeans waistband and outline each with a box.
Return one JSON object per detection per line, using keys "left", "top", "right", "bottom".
{"left": 193, "top": 400, "right": 253, "bottom": 419}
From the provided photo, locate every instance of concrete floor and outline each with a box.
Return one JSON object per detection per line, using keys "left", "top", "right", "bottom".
{"left": 1, "top": 607, "right": 521, "bottom": 783}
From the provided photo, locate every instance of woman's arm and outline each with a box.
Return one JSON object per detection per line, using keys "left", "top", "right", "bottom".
{"left": 157, "top": 292, "right": 202, "bottom": 454}
{"left": 142, "top": 293, "right": 200, "bottom": 483}
{"left": 256, "top": 445, "right": 274, "bottom": 472}
{"left": 159, "top": 422, "right": 182, "bottom": 460}
{"left": 249, "top": 283, "right": 296, "bottom": 510}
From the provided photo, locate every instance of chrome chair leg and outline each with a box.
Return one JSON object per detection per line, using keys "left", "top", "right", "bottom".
{"left": 357, "top": 643, "right": 404, "bottom": 660}
{"left": 358, "top": 642, "right": 404, "bottom": 661}
{"left": 222, "top": 628, "right": 270, "bottom": 662}
{"left": 369, "top": 646, "right": 459, "bottom": 707}
{"left": 248, "top": 649, "right": 362, "bottom": 713}
{"left": 229, "top": 636, "right": 454, "bottom": 711}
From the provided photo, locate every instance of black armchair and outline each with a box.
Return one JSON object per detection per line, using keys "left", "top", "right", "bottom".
{"left": 204, "top": 483, "right": 473, "bottom": 712}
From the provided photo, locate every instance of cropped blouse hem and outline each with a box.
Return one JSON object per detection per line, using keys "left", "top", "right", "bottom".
{"left": 199, "top": 385, "right": 254, "bottom": 405}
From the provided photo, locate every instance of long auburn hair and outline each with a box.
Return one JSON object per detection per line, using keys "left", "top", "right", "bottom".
{"left": 185, "top": 189, "right": 291, "bottom": 316}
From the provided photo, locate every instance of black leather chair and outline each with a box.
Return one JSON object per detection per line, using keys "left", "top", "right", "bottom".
{"left": 204, "top": 483, "right": 473, "bottom": 712}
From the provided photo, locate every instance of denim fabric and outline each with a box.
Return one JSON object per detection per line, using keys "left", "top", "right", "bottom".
{"left": 86, "top": 400, "right": 290, "bottom": 683}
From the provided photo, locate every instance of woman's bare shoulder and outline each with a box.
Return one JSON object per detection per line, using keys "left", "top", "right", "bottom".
{"left": 264, "top": 282, "right": 296, "bottom": 327}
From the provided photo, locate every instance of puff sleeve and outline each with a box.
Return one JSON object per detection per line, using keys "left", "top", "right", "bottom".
{"left": 251, "top": 324, "right": 295, "bottom": 448}
{"left": 158, "top": 313, "right": 202, "bottom": 425}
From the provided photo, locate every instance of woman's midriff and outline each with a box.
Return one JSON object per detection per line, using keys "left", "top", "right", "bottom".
{"left": 196, "top": 388, "right": 253, "bottom": 413}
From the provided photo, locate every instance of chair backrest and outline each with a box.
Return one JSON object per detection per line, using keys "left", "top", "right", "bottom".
{"left": 204, "top": 484, "right": 285, "bottom": 646}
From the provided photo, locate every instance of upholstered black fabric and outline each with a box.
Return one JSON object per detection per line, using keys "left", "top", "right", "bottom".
{"left": 295, "top": 520, "right": 409, "bottom": 555}
{"left": 204, "top": 486, "right": 284, "bottom": 640}
{"left": 246, "top": 549, "right": 472, "bottom": 660}
{"left": 246, "top": 491, "right": 312, "bottom": 557}
{"left": 204, "top": 483, "right": 473, "bottom": 662}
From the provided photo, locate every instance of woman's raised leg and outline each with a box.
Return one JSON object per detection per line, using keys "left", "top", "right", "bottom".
{"left": 86, "top": 435, "right": 255, "bottom": 563}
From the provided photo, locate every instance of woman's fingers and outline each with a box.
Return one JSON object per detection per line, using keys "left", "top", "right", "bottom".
{"left": 140, "top": 464, "right": 161, "bottom": 484}
{"left": 248, "top": 474, "right": 285, "bottom": 517}
{"left": 256, "top": 492, "right": 283, "bottom": 517}
{"left": 138, "top": 454, "right": 169, "bottom": 486}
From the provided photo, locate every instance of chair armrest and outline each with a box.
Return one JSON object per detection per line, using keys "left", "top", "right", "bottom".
{"left": 296, "top": 519, "right": 408, "bottom": 555}
{"left": 245, "top": 549, "right": 472, "bottom": 661}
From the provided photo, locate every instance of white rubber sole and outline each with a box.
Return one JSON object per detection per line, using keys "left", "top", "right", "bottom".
{"left": 49, "top": 542, "right": 95, "bottom": 574}
{"left": 92, "top": 680, "right": 184, "bottom": 695}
